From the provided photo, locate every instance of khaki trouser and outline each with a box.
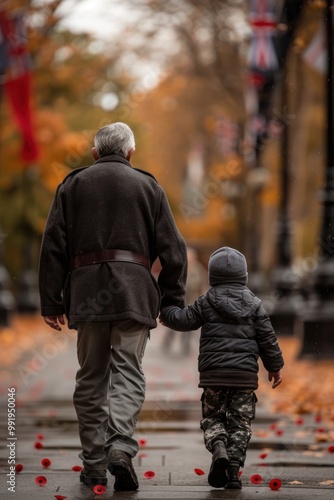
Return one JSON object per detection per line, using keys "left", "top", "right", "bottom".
{"left": 73, "top": 319, "right": 149, "bottom": 470}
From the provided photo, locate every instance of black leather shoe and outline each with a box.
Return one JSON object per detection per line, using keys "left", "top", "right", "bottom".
{"left": 225, "top": 464, "right": 242, "bottom": 489}
{"left": 107, "top": 449, "right": 139, "bottom": 491}
{"left": 208, "top": 441, "right": 229, "bottom": 488}
{"left": 80, "top": 467, "right": 107, "bottom": 486}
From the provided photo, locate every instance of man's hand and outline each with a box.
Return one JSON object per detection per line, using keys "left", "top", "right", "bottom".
{"left": 268, "top": 370, "right": 282, "bottom": 389}
{"left": 44, "top": 315, "right": 65, "bottom": 331}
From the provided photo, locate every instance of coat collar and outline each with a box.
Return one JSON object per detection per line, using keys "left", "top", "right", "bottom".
{"left": 94, "top": 154, "right": 132, "bottom": 168}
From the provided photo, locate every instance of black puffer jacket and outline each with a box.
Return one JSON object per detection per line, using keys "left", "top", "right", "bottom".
{"left": 160, "top": 284, "right": 284, "bottom": 389}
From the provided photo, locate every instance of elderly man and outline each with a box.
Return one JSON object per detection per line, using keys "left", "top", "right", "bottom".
{"left": 39, "top": 122, "right": 187, "bottom": 491}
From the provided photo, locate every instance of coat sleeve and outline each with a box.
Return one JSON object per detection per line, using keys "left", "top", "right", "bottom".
{"left": 154, "top": 189, "right": 188, "bottom": 309}
{"left": 38, "top": 184, "right": 68, "bottom": 316}
{"left": 160, "top": 298, "right": 205, "bottom": 331}
{"left": 254, "top": 305, "right": 284, "bottom": 372}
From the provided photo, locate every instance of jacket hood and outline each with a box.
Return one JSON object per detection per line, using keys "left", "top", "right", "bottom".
{"left": 206, "top": 284, "right": 261, "bottom": 318}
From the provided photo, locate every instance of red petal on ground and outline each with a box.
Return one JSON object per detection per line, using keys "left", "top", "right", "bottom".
{"left": 15, "top": 464, "right": 23, "bottom": 473}
{"left": 54, "top": 496, "right": 67, "bottom": 500}
{"left": 250, "top": 474, "right": 263, "bottom": 484}
{"left": 259, "top": 452, "right": 268, "bottom": 459}
{"left": 194, "top": 468, "right": 205, "bottom": 475}
{"left": 296, "top": 417, "right": 304, "bottom": 425}
{"left": 36, "top": 434, "right": 44, "bottom": 440}
{"left": 143, "top": 470, "right": 155, "bottom": 478}
{"left": 138, "top": 453, "right": 148, "bottom": 458}
{"left": 317, "top": 428, "right": 325, "bottom": 433}
{"left": 34, "top": 442, "right": 43, "bottom": 449}
{"left": 71, "top": 465, "right": 83, "bottom": 472}
{"left": 35, "top": 475, "right": 47, "bottom": 486}
{"left": 269, "top": 478, "right": 282, "bottom": 490}
{"left": 41, "top": 458, "right": 51, "bottom": 468}
{"left": 93, "top": 485, "right": 106, "bottom": 495}
{"left": 238, "top": 470, "right": 243, "bottom": 477}
{"left": 275, "top": 429, "right": 284, "bottom": 436}
{"left": 269, "top": 423, "right": 277, "bottom": 430}
{"left": 138, "top": 439, "right": 147, "bottom": 446}
{"left": 314, "top": 414, "right": 322, "bottom": 423}
{"left": 328, "top": 445, "right": 334, "bottom": 453}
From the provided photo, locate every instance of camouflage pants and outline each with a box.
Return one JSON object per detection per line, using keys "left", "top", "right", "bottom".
{"left": 200, "top": 387, "right": 257, "bottom": 467}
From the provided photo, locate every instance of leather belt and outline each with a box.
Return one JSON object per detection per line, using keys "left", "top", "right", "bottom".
{"left": 70, "top": 249, "right": 150, "bottom": 272}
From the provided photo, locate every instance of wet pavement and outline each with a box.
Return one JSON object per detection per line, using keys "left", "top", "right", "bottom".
{"left": 1, "top": 316, "right": 334, "bottom": 499}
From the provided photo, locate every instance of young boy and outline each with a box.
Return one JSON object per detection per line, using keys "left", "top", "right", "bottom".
{"left": 160, "top": 246, "right": 284, "bottom": 489}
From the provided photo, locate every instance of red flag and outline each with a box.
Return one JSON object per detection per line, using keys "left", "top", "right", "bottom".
{"left": 0, "top": 9, "right": 39, "bottom": 164}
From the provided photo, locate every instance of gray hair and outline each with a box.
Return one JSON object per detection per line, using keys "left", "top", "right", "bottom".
{"left": 94, "top": 122, "right": 135, "bottom": 158}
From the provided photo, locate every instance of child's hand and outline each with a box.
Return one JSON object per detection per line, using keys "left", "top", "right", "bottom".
{"left": 268, "top": 370, "right": 282, "bottom": 389}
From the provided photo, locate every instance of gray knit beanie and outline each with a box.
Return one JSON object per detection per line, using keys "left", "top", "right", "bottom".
{"left": 208, "top": 246, "right": 248, "bottom": 286}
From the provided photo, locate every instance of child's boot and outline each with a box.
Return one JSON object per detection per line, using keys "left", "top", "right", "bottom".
{"left": 225, "top": 461, "right": 242, "bottom": 489}
{"left": 208, "top": 440, "right": 229, "bottom": 488}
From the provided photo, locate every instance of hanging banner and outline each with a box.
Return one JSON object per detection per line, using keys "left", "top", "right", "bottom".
{"left": 303, "top": 23, "right": 326, "bottom": 74}
{"left": 248, "top": 0, "right": 279, "bottom": 73}
{"left": 0, "top": 9, "right": 39, "bottom": 164}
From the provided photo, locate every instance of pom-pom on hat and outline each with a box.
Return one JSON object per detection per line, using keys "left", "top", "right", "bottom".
{"left": 208, "top": 246, "right": 248, "bottom": 286}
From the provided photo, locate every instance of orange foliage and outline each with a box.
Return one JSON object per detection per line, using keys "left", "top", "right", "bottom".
{"left": 257, "top": 337, "right": 334, "bottom": 423}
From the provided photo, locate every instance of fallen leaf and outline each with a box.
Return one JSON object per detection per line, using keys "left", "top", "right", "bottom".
{"left": 254, "top": 430, "right": 270, "bottom": 438}
{"left": 302, "top": 450, "right": 324, "bottom": 458}
{"left": 71, "top": 465, "right": 82, "bottom": 472}
{"left": 308, "top": 444, "right": 323, "bottom": 451}
{"left": 288, "top": 481, "right": 303, "bottom": 485}
{"left": 194, "top": 468, "right": 205, "bottom": 475}
{"left": 143, "top": 470, "right": 155, "bottom": 478}
{"left": 320, "top": 480, "right": 334, "bottom": 485}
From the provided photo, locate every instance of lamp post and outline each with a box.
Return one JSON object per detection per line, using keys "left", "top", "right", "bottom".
{"left": 298, "top": 0, "right": 334, "bottom": 357}
{"left": 270, "top": 0, "right": 305, "bottom": 335}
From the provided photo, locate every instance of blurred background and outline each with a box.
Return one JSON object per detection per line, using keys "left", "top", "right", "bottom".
{"left": 0, "top": 0, "right": 334, "bottom": 407}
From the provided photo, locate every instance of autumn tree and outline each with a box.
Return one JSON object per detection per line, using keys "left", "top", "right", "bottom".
{"left": 0, "top": 0, "right": 135, "bottom": 283}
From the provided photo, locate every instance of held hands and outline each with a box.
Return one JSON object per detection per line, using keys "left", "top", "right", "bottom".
{"left": 268, "top": 370, "right": 282, "bottom": 389}
{"left": 44, "top": 315, "right": 65, "bottom": 331}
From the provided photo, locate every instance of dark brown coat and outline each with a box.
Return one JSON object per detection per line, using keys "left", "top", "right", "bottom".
{"left": 39, "top": 154, "right": 187, "bottom": 329}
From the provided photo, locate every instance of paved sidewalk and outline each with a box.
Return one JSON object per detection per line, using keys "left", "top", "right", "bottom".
{"left": 1, "top": 400, "right": 334, "bottom": 499}
{"left": 1, "top": 316, "right": 334, "bottom": 499}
